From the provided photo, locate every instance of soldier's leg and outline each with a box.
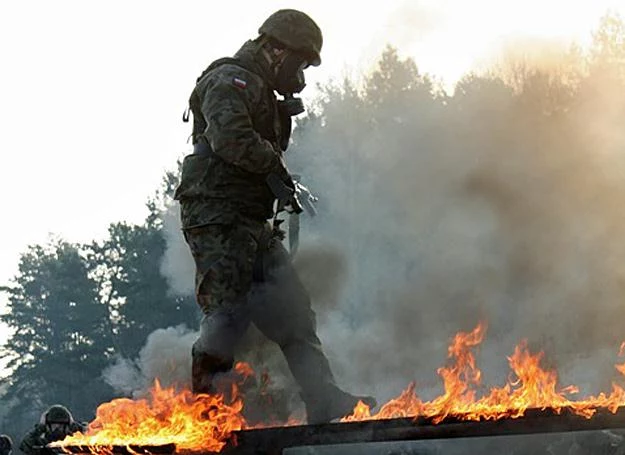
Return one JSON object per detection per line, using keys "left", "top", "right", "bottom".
{"left": 251, "top": 233, "right": 376, "bottom": 422}
{"left": 183, "top": 223, "right": 259, "bottom": 394}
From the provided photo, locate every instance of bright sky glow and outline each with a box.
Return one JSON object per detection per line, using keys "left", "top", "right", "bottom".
{"left": 1, "top": 0, "right": 624, "bottom": 348}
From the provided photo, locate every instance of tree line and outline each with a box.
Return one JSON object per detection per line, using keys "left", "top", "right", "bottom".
{"left": 0, "top": 186, "right": 197, "bottom": 439}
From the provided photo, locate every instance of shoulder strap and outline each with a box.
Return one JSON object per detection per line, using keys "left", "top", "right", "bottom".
{"left": 196, "top": 57, "right": 260, "bottom": 83}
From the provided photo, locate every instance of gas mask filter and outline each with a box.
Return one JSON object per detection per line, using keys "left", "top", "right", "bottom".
{"left": 275, "top": 52, "right": 308, "bottom": 117}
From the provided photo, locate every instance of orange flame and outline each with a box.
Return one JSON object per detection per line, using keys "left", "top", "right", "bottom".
{"left": 343, "top": 322, "right": 625, "bottom": 422}
{"left": 54, "top": 363, "right": 253, "bottom": 453}
{"left": 53, "top": 324, "right": 625, "bottom": 453}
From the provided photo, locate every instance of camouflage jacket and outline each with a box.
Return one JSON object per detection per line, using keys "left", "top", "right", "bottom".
{"left": 19, "top": 422, "right": 86, "bottom": 455}
{"left": 173, "top": 40, "right": 291, "bottom": 227}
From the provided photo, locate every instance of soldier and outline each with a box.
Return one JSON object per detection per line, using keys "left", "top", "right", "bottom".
{"left": 0, "top": 435, "right": 12, "bottom": 455}
{"left": 19, "top": 405, "right": 86, "bottom": 455}
{"left": 173, "top": 9, "right": 376, "bottom": 423}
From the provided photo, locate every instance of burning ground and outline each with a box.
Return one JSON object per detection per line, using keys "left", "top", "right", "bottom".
{"left": 54, "top": 322, "right": 625, "bottom": 453}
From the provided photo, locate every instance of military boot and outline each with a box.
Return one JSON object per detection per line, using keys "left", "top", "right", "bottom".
{"left": 302, "top": 388, "right": 377, "bottom": 424}
{"left": 191, "top": 350, "right": 233, "bottom": 395}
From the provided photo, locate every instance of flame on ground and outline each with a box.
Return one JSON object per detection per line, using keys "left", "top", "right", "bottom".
{"left": 342, "top": 322, "right": 625, "bottom": 422}
{"left": 53, "top": 323, "right": 625, "bottom": 453}
{"left": 53, "top": 363, "right": 255, "bottom": 453}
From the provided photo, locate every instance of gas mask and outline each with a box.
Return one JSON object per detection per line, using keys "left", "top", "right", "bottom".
{"left": 46, "top": 423, "right": 69, "bottom": 442}
{"left": 275, "top": 52, "right": 308, "bottom": 117}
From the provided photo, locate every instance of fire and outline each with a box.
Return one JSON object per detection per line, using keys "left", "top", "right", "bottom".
{"left": 53, "top": 363, "right": 253, "bottom": 453}
{"left": 342, "top": 322, "right": 625, "bottom": 422}
{"left": 51, "top": 323, "right": 625, "bottom": 454}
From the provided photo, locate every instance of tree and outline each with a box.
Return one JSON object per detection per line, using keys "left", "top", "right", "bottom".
{"left": 0, "top": 181, "right": 197, "bottom": 441}
{"left": 590, "top": 11, "right": 625, "bottom": 78}
{"left": 364, "top": 45, "right": 440, "bottom": 114}
{"left": 88, "top": 217, "right": 196, "bottom": 359}
{"left": 0, "top": 239, "right": 114, "bottom": 436}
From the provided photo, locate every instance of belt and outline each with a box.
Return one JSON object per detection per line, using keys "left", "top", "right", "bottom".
{"left": 193, "top": 142, "right": 211, "bottom": 156}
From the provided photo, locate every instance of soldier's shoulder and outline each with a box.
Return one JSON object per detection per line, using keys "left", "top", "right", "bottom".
{"left": 28, "top": 424, "right": 46, "bottom": 435}
{"left": 19, "top": 425, "right": 44, "bottom": 448}
{"left": 203, "top": 63, "right": 265, "bottom": 97}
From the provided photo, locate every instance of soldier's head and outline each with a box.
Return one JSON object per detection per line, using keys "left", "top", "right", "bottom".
{"left": 40, "top": 405, "right": 74, "bottom": 439}
{"left": 257, "top": 9, "right": 323, "bottom": 97}
{"left": 0, "top": 434, "right": 12, "bottom": 455}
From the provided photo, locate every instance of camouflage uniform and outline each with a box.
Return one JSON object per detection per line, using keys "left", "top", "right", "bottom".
{"left": 174, "top": 11, "right": 375, "bottom": 423}
{"left": 19, "top": 406, "right": 86, "bottom": 455}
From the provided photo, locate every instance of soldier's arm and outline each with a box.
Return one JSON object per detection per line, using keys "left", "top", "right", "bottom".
{"left": 201, "top": 71, "right": 280, "bottom": 174}
{"left": 19, "top": 425, "right": 45, "bottom": 455}
{"left": 69, "top": 422, "right": 87, "bottom": 434}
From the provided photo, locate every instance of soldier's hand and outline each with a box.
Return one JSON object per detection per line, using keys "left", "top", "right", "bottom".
{"left": 266, "top": 153, "right": 303, "bottom": 214}
{"left": 273, "top": 154, "right": 295, "bottom": 190}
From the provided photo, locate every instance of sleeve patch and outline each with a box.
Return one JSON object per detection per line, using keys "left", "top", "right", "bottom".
{"left": 232, "top": 77, "right": 247, "bottom": 89}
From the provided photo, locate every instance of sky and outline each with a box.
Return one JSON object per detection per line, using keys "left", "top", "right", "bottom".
{"left": 1, "top": 0, "right": 624, "bottom": 343}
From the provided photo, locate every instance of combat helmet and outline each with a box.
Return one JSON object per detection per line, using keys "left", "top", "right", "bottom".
{"left": 0, "top": 434, "right": 12, "bottom": 455}
{"left": 259, "top": 9, "right": 323, "bottom": 66}
{"left": 41, "top": 405, "right": 73, "bottom": 425}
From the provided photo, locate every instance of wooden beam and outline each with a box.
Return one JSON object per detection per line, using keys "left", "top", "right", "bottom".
{"left": 53, "top": 408, "right": 625, "bottom": 455}
{"left": 225, "top": 408, "right": 625, "bottom": 455}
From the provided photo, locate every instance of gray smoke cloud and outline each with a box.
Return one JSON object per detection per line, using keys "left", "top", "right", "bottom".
{"left": 160, "top": 203, "right": 195, "bottom": 297}
{"left": 282, "top": 52, "right": 625, "bottom": 408}
{"left": 159, "top": 55, "right": 625, "bottom": 398}
{"left": 103, "top": 325, "right": 197, "bottom": 396}
{"left": 156, "top": 27, "right": 625, "bottom": 454}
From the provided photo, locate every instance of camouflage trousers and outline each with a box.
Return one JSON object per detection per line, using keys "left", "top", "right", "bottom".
{"left": 182, "top": 217, "right": 340, "bottom": 406}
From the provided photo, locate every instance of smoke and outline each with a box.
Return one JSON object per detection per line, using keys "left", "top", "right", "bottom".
{"left": 159, "top": 43, "right": 625, "bottom": 398}
{"left": 155, "top": 20, "right": 625, "bottom": 454}
{"left": 283, "top": 61, "right": 625, "bottom": 447}
{"left": 291, "top": 244, "right": 348, "bottom": 316}
{"left": 282, "top": 34, "right": 625, "bottom": 408}
{"left": 160, "top": 203, "right": 195, "bottom": 297}
{"left": 103, "top": 325, "right": 196, "bottom": 396}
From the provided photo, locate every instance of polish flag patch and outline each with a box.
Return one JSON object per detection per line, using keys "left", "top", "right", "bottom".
{"left": 232, "top": 77, "right": 247, "bottom": 89}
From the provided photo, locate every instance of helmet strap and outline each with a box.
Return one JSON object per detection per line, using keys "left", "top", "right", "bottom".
{"left": 257, "top": 35, "right": 288, "bottom": 75}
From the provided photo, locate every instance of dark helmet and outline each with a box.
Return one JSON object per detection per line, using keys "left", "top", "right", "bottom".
{"left": 0, "top": 435, "right": 12, "bottom": 454}
{"left": 42, "top": 405, "right": 73, "bottom": 425}
{"left": 259, "top": 9, "right": 323, "bottom": 66}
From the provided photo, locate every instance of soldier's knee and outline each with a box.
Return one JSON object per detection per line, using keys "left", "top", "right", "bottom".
{"left": 193, "top": 309, "right": 249, "bottom": 359}
{"left": 196, "top": 267, "right": 252, "bottom": 314}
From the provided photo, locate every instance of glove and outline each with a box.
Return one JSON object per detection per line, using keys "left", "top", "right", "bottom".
{"left": 273, "top": 154, "right": 295, "bottom": 190}
{"left": 266, "top": 156, "right": 303, "bottom": 214}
